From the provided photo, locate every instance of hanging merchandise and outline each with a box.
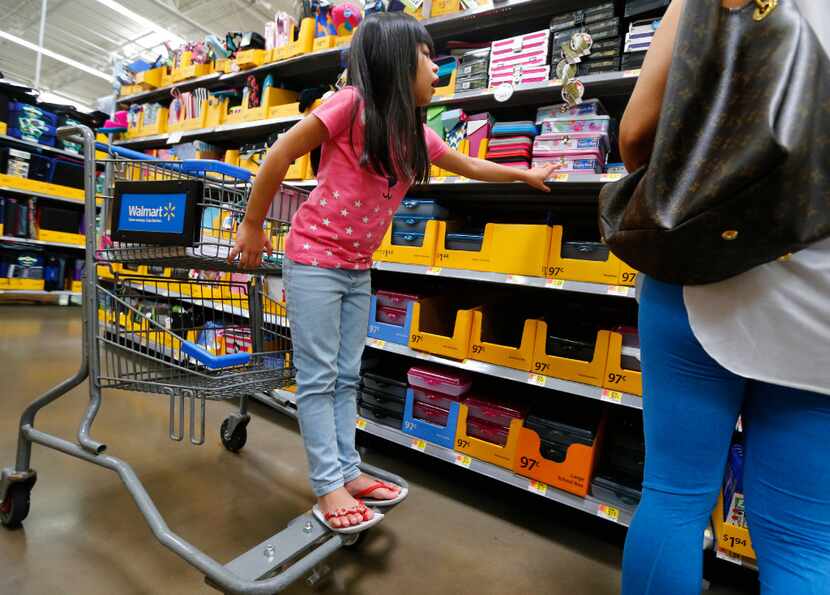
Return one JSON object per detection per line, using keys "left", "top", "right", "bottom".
{"left": 331, "top": 2, "right": 363, "bottom": 35}
{"left": 312, "top": 0, "right": 338, "bottom": 37}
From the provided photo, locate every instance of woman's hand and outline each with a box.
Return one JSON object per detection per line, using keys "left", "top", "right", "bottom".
{"left": 228, "top": 219, "right": 272, "bottom": 269}
{"left": 522, "top": 162, "right": 562, "bottom": 192}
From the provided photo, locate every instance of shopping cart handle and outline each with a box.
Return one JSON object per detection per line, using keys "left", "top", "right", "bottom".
{"left": 181, "top": 342, "right": 252, "bottom": 370}
{"left": 94, "top": 142, "right": 253, "bottom": 182}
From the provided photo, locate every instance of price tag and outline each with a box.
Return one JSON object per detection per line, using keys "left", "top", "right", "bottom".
{"left": 494, "top": 83, "right": 514, "bottom": 103}
{"left": 624, "top": 69, "right": 642, "bottom": 78}
{"left": 426, "top": 267, "right": 442, "bottom": 275}
{"left": 599, "top": 173, "right": 623, "bottom": 182}
{"left": 432, "top": 176, "right": 447, "bottom": 184}
{"left": 454, "top": 454, "right": 472, "bottom": 468}
{"left": 367, "top": 338, "right": 386, "bottom": 349}
{"left": 527, "top": 373, "right": 547, "bottom": 387}
{"left": 410, "top": 438, "right": 427, "bottom": 452}
{"left": 167, "top": 131, "right": 183, "bottom": 145}
{"left": 601, "top": 389, "right": 623, "bottom": 404}
{"left": 528, "top": 480, "right": 548, "bottom": 495}
{"left": 356, "top": 418, "right": 367, "bottom": 430}
{"left": 607, "top": 285, "right": 630, "bottom": 296}
{"left": 716, "top": 549, "right": 743, "bottom": 566}
{"left": 597, "top": 503, "right": 620, "bottom": 523}
{"left": 548, "top": 79, "right": 562, "bottom": 87}
{"left": 545, "top": 278, "right": 566, "bottom": 289}
{"left": 506, "top": 274, "right": 528, "bottom": 285}
{"left": 551, "top": 173, "right": 569, "bottom": 182}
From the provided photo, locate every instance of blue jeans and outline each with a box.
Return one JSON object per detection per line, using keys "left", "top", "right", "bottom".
{"left": 283, "top": 259, "right": 370, "bottom": 497}
{"left": 622, "top": 277, "right": 830, "bottom": 594}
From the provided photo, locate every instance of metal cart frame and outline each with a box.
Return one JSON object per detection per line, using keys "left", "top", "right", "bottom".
{"left": 0, "top": 125, "right": 407, "bottom": 594}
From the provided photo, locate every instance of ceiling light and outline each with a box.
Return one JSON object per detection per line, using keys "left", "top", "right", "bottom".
{"left": 0, "top": 30, "right": 113, "bottom": 82}
{"left": 92, "top": 0, "right": 186, "bottom": 46}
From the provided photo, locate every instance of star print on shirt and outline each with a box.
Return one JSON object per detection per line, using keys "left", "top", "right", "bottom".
{"left": 353, "top": 241, "right": 360, "bottom": 248}
{"left": 303, "top": 242, "right": 311, "bottom": 250}
{"left": 322, "top": 218, "right": 330, "bottom": 226}
{"left": 335, "top": 263, "right": 341, "bottom": 269}
{"left": 311, "top": 258, "right": 319, "bottom": 267}
{"left": 319, "top": 198, "right": 328, "bottom": 207}
{"left": 354, "top": 200, "right": 362, "bottom": 208}
{"left": 373, "top": 206, "right": 380, "bottom": 213}
{"left": 340, "top": 208, "right": 349, "bottom": 217}
{"left": 309, "top": 224, "right": 318, "bottom": 232}
{"left": 333, "top": 191, "right": 340, "bottom": 200}
{"left": 362, "top": 216, "right": 369, "bottom": 224}
{"left": 326, "top": 249, "right": 333, "bottom": 257}
{"left": 345, "top": 226, "right": 353, "bottom": 236}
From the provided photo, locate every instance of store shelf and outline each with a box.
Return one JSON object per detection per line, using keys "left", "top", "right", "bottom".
{"left": 0, "top": 134, "right": 87, "bottom": 160}
{"left": 0, "top": 289, "right": 79, "bottom": 297}
{"left": 262, "top": 387, "right": 635, "bottom": 526}
{"left": 364, "top": 338, "right": 642, "bottom": 410}
{"left": 113, "top": 114, "right": 303, "bottom": 149}
{"left": 371, "top": 261, "right": 636, "bottom": 299}
{"left": 0, "top": 235, "right": 85, "bottom": 251}
{"left": 431, "top": 69, "right": 640, "bottom": 111}
{"left": 117, "top": 72, "right": 222, "bottom": 105}
{"left": 0, "top": 173, "right": 86, "bottom": 206}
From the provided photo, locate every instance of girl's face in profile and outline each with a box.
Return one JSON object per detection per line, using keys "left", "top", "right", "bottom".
{"left": 413, "top": 43, "right": 439, "bottom": 107}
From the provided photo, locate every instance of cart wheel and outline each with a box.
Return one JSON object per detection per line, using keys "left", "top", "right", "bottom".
{"left": 343, "top": 529, "right": 369, "bottom": 549}
{"left": 1, "top": 484, "right": 31, "bottom": 529}
{"left": 220, "top": 418, "right": 248, "bottom": 453}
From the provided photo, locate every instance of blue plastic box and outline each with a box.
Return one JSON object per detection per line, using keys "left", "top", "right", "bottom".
{"left": 401, "top": 388, "right": 461, "bottom": 449}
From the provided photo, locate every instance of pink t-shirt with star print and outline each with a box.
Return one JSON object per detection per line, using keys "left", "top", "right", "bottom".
{"left": 284, "top": 87, "right": 449, "bottom": 270}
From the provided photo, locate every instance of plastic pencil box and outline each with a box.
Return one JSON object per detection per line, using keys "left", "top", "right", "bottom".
{"left": 489, "top": 64, "right": 551, "bottom": 87}
{"left": 489, "top": 149, "right": 533, "bottom": 163}
{"left": 465, "top": 396, "right": 525, "bottom": 429}
{"left": 396, "top": 198, "right": 449, "bottom": 219}
{"left": 536, "top": 99, "right": 607, "bottom": 122}
{"left": 362, "top": 368, "right": 409, "bottom": 400}
{"left": 376, "top": 290, "right": 420, "bottom": 310}
{"left": 413, "top": 401, "right": 451, "bottom": 426}
{"left": 359, "top": 386, "right": 406, "bottom": 417}
{"left": 534, "top": 133, "right": 609, "bottom": 153}
{"left": 466, "top": 417, "right": 510, "bottom": 447}
{"left": 490, "top": 29, "right": 550, "bottom": 63}
{"left": 578, "top": 58, "right": 622, "bottom": 75}
{"left": 492, "top": 121, "right": 539, "bottom": 137}
{"left": 540, "top": 115, "right": 612, "bottom": 135}
{"left": 549, "top": 3, "right": 616, "bottom": 32}
{"left": 455, "top": 73, "right": 489, "bottom": 93}
{"left": 412, "top": 388, "right": 464, "bottom": 412}
{"left": 488, "top": 136, "right": 533, "bottom": 149}
{"left": 458, "top": 49, "right": 490, "bottom": 76}
{"left": 393, "top": 215, "right": 434, "bottom": 234}
{"left": 532, "top": 153, "right": 605, "bottom": 174}
{"left": 377, "top": 306, "right": 408, "bottom": 326}
{"left": 358, "top": 401, "right": 403, "bottom": 429}
{"left": 445, "top": 232, "right": 486, "bottom": 250}
{"left": 551, "top": 17, "right": 620, "bottom": 49}
{"left": 591, "top": 474, "right": 642, "bottom": 507}
{"left": 407, "top": 365, "right": 472, "bottom": 397}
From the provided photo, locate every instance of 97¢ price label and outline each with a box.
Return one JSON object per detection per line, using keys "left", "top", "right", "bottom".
{"left": 597, "top": 504, "right": 620, "bottom": 523}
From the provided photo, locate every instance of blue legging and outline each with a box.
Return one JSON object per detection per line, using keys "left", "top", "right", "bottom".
{"left": 622, "top": 277, "right": 830, "bottom": 595}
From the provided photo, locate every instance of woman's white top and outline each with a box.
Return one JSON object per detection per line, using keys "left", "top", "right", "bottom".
{"left": 683, "top": 0, "right": 830, "bottom": 396}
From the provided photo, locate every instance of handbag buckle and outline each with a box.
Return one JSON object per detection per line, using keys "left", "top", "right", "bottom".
{"left": 753, "top": 0, "right": 777, "bottom": 21}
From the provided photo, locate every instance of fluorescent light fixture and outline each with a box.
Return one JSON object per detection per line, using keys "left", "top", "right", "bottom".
{"left": 93, "top": 0, "right": 186, "bottom": 46}
{"left": 0, "top": 29, "right": 113, "bottom": 82}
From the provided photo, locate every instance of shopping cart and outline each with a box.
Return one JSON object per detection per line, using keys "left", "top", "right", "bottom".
{"left": 0, "top": 125, "right": 408, "bottom": 594}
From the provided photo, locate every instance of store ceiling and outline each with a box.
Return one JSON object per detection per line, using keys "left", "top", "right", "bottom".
{"left": 0, "top": 0, "right": 299, "bottom": 111}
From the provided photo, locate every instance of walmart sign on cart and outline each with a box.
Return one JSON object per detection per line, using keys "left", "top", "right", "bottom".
{"left": 118, "top": 193, "right": 187, "bottom": 233}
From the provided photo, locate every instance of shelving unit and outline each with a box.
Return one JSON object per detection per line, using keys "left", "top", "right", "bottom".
{"left": 0, "top": 235, "right": 85, "bottom": 251}
{"left": 0, "top": 134, "right": 85, "bottom": 160}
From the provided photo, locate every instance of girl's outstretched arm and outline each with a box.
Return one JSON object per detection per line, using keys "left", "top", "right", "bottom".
{"left": 433, "top": 149, "right": 560, "bottom": 192}
{"left": 230, "top": 115, "right": 328, "bottom": 268}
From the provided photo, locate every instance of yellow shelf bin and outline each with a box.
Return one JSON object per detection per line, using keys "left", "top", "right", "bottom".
{"left": 204, "top": 95, "right": 228, "bottom": 127}
{"left": 373, "top": 219, "right": 441, "bottom": 267}
{"left": 469, "top": 308, "right": 538, "bottom": 372}
{"left": 618, "top": 262, "right": 639, "bottom": 286}
{"left": 603, "top": 330, "right": 643, "bottom": 396}
{"left": 6, "top": 279, "right": 45, "bottom": 291}
{"left": 435, "top": 222, "right": 551, "bottom": 277}
{"left": 37, "top": 229, "right": 85, "bottom": 246}
{"left": 546, "top": 225, "right": 622, "bottom": 285}
{"left": 172, "top": 52, "right": 212, "bottom": 82}
{"left": 0, "top": 122, "right": 6, "bottom": 135}
{"left": 408, "top": 296, "right": 480, "bottom": 360}
{"left": 531, "top": 322, "right": 611, "bottom": 387}
{"left": 140, "top": 107, "right": 169, "bottom": 137}
{"left": 271, "top": 18, "right": 315, "bottom": 61}
{"left": 455, "top": 407, "right": 523, "bottom": 470}
{"left": 284, "top": 153, "right": 312, "bottom": 180}
{"left": 430, "top": 0, "right": 463, "bottom": 16}
{"left": 135, "top": 66, "right": 165, "bottom": 90}
{"left": 225, "top": 88, "right": 300, "bottom": 125}
{"left": 71, "top": 280, "right": 82, "bottom": 293}
{"left": 234, "top": 49, "right": 267, "bottom": 71}
{"left": 0, "top": 173, "right": 84, "bottom": 202}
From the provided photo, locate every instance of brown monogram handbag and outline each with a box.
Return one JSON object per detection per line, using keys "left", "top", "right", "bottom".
{"left": 598, "top": 0, "right": 830, "bottom": 285}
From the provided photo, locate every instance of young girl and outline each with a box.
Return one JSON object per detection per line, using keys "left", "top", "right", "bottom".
{"left": 230, "top": 12, "right": 558, "bottom": 533}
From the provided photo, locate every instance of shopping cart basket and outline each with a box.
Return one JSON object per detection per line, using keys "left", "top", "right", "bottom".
{"left": 1, "top": 126, "right": 407, "bottom": 594}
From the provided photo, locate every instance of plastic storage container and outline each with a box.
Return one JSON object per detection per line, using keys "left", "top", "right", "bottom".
{"left": 561, "top": 241, "right": 611, "bottom": 262}
{"left": 397, "top": 198, "right": 449, "bottom": 218}
{"left": 532, "top": 151, "right": 604, "bottom": 173}
{"left": 407, "top": 365, "right": 472, "bottom": 397}
{"left": 549, "top": 3, "right": 616, "bottom": 32}
{"left": 455, "top": 73, "right": 489, "bottom": 92}
{"left": 466, "top": 417, "right": 510, "bottom": 447}
{"left": 445, "top": 233, "right": 484, "bottom": 251}
{"left": 540, "top": 115, "right": 612, "bottom": 135}
{"left": 392, "top": 215, "right": 433, "bottom": 234}
{"left": 591, "top": 474, "right": 642, "bottom": 507}
{"left": 358, "top": 387, "right": 406, "bottom": 417}
{"left": 377, "top": 306, "right": 408, "bottom": 326}
{"left": 362, "top": 370, "right": 408, "bottom": 400}
{"left": 358, "top": 401, "right": 404, "bottom": 429}
{"left": 533, "top": 133, "right": 609, "bottom": 153}
{"left": 392, "top": 232, "right": 425, "bottom": 247}
{"left": 376, "top": 290, "right": 420, "bottom": 310}
{"left": 536, "top": 99, "right": 607, "bottom": 121}
{"left": 465, "top": 396, "right": 525, "bottom": 428}
{"left": 412, "top": 388, "right": 463, "bottom": 411}
{"left": 413, "top": 400, "right": 450, "bottom": 426}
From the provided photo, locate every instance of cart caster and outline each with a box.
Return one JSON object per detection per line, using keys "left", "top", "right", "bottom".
{"left": 220, "top": 417, "right": 248, "bottom": 453}
{"left": 342, "top": 529, "right": 369, "bottom": 549}
{"left": 1, "top": 484, "right": 31, "bottom": 529}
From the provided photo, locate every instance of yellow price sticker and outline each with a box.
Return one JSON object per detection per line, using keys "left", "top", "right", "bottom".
{"left": 368, "top": 338, "right": 386, "bottom": 349}
{"left": 528, "top": 480, "right": 548, "bottom": 496}
{"left": 624, "top": 69, "right": 642, "bottom": 78}
{"left": 599, "top": 173, "right": 623, "bottom": 182}
{"left": 410, "top": 438, "right": 427, "bottom": 452}
{"left": 551, "top": 173, "right": 569, "bottom": 182}
{"left": 545, "top": 278, "right": 565, "bottom": 289}
{"left": 426, "top": 267, "right": 443, "bottom": 275}
{"left": 597, "top": 504, "right": 620, "bottom": 523}
{"left": 601, "top": 389, "right": 623, "bottom": 404}
{"left": 454, "top": 454, "right": 472, "bottom": 468}
{"left": 432, "top": 176, "right": 447, "bottom": 184}
{"left": 506, "top": 274, "right": 528, "bottom": 285}
{"left": 356, "top": 418, "right": 367, "bottom": 430}
{"left": 548, "top": 79, "right": 562, "bottom": 87}
{"left": 527, "top": 373, "right": 547, "bottom": 387}
{"left": 716, "top": 548, "right": 743, "bottom": 566}
{"left": 607, "top": 285, "right": 631, "bottom": 296}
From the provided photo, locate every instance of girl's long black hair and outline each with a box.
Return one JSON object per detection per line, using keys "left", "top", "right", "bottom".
{"left": 347, "top": 12, "right": 434, "bottom": 185}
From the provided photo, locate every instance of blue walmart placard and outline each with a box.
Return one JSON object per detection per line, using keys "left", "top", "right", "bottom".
{"left": 118, "top": 193, "right": 187, "bottom": 234}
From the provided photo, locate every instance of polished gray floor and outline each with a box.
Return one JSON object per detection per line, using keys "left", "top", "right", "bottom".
{"left": 0, "top": 306, "right": 755, "bottom": 594}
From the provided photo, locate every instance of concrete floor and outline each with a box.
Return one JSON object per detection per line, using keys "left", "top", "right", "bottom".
{"left": 0, "top": 306, "right": 757, "bottom": 595}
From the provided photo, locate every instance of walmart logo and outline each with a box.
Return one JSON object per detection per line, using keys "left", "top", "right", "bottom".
{"left": 162, "top": 202, "right": 176, "bottom": 221}
{"left": 119, "top": 193, "right": 187, "bottom": 235}
{"left": 127, "top": 202, "right": 177, "bottom": 221}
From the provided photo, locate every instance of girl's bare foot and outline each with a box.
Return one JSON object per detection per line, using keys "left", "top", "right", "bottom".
{"left": 318, "top": 487, "right": 372, "bottom": 529}
{"left": 345, "top": 474, "right": 400, "bottom": 501}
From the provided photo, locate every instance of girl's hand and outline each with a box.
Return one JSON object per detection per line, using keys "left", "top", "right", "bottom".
{"left": 522, "top": 163, "right": 563, "bottom": 192}
{"left": 228, "top": 219, "right": 272, "bottom": 269}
